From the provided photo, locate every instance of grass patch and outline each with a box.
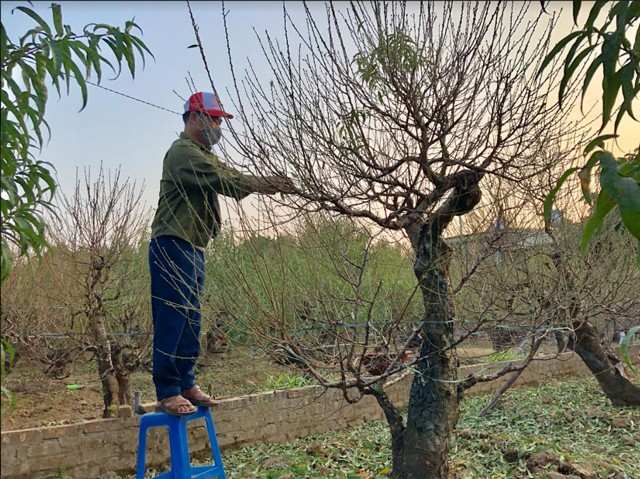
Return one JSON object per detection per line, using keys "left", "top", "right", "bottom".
{"left": 220, "top": 376, "right": 639, "bottom": 479}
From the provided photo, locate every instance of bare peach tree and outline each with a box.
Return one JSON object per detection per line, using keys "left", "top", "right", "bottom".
{"left": 48, "top": 164, "right": 151, "bottom": 417}
{"left": 211, "top": 1, "right": 589, "bottom": 477}
{"left": 453, "top": 170, "right": 640, "bottom": 414}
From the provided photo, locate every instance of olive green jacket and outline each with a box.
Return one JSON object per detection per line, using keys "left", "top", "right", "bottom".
{"left": 150, "top": 133, "right": 255, "bottom": 249}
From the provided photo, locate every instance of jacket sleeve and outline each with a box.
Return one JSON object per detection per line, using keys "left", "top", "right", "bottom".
{"left": 165, "top": 144, "right": 256, "bottom": 200}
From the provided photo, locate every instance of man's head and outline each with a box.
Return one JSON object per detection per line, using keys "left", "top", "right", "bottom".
{"left": 183, "top": 92, "right": 234, "bottom": 147}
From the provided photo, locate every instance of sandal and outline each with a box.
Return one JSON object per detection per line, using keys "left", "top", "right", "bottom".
{"left": 181, "top": 386, "right": 217, "bottom": 407}
{"left": 155, "top": 394, "right": 197, "bottom": 416}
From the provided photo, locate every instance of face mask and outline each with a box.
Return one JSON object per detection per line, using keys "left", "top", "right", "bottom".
{"left": 200, "top": 125, "right": 222, "bottom": 147}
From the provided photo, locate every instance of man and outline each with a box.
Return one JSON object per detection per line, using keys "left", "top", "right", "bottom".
{"left": 149, "top": 91, "right": 291, "bottom": 415}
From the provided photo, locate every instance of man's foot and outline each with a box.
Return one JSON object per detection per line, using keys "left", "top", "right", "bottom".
{"left": 181, "top": 386, "right": 217, "bottom": 407}
{"left": 155, "top": 395, "right": 197, "bottom": 416}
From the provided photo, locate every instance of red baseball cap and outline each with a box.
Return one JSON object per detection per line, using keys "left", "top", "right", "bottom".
{"left": 184, "top": 92, "right": 234, "bottom": 119}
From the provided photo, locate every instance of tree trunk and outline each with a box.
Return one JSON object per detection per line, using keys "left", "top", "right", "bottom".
{"left": 572, "top": 319, "right": 640, "bottom": 406}
{"left": 547, "top": 243, "right": 640, "bottom": 406}
{"left": 91, "top": 313, "right": 118, "bottom": 417}
{"left": 399, "top": 229, "right": 459, "bottom": 479}
{"left": 112, "top": 343, "right": 132, "bottom": 406}
{"left": 116, "top": 372, "right": 131, "bottom": 406}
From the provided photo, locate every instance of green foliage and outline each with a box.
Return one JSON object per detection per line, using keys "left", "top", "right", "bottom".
{"left": 580, "top": 149, "right": 640, "bottom": 253}
{"left": 540, "top": 0, "right": 639, "bottom": 131}
{"left": 483, "top": 348, "right": 524, "bottom": 364}
{"left": 261, "top": 372, "right": 314, "bottom": 391}
{"left": 0, "top": 2, "right": 153, "bottom": 282}
{"left": 0, "top": 339, "right": 16, "bottom": 417}
{"left": 222, "top": 376, "right": 638, "bottom": 478}
{"left": 353, "top": 30, "right": 426, "bottom": 91}
{"left": 539, "top": 1, "right": 640, "bottom": 262}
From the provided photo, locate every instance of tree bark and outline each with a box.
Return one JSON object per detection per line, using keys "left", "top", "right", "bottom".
{"left": 390, "top": 172, "right": 482, "bottom": 478}
{"left": 91, "top": 312, "right": 118, "bottom": 418}
{"left": 116, "top": 372, "right": 131, "bottom": 406}
{"left": 400, "top": 227, "right": 459, "bottom": 479}
{"left": 112, "top": 342, "right": 134, "bottom": 406}
{"left": 572, "top": 319, "right": 640, "bottom": 406}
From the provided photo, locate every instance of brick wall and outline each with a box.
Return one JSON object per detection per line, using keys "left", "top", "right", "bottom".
{"left": 1, "top": 346, "right": 637, "bottom": 479}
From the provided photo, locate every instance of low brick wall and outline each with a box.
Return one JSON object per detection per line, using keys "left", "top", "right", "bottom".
{"left": 1, "top": 346, "right": 637, "bottom": 479}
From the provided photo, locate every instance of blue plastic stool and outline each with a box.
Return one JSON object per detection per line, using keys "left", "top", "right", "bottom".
{"left": 136, "top": 405, "right": 226, "bottom": 479}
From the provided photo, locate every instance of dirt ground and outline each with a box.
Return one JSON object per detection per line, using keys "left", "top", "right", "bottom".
{"left": 1, "top": 347, "right": 299, "bottom": 431}
{"left": 1, "top": 341, "right": 504, "bottom": 431}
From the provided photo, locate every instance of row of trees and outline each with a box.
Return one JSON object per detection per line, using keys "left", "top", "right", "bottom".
{"left": 3, "top": 164, "right": 638, "bottom": 410}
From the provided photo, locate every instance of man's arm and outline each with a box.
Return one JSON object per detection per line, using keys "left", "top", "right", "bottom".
{"left": 250, "top": 175, "right": 296, "bottom": 195}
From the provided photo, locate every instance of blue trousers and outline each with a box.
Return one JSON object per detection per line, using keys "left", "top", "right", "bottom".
{"left": 149, "top": 235, "right": 205, "bottom": 401}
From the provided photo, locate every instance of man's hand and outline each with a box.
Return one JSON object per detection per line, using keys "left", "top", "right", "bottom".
{"left": 253, "top": 175, "right": 296, "bottom": 195}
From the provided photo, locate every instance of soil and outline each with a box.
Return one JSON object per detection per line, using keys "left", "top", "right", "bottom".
{"left": 1, "top": 347, "right": 298, "bottom": 431}
{"left": 1, "top": 341, "right": 507, "bottom": 431}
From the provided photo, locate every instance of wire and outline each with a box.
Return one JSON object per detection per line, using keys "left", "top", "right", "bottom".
{"left": 84, "top": 78, "right": 181, "bottom": 116}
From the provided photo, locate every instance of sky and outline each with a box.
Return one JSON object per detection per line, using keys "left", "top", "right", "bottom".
{"left": 2, "top": 0, "right": 638, "bottom": 234}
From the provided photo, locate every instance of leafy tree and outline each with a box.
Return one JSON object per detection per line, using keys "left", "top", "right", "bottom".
{"left": 539, "top": 1, "right": 640, "bottom": 261}
{"left": 0, "top": 2, "right": 153, "bottom": 282}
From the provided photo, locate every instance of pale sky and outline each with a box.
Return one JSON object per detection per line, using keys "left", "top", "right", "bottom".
{"left": 2, "top": 1, "right": 638, "bottom": 232}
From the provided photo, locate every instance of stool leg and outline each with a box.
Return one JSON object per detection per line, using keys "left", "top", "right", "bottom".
{"left": 168, "top": 418, "right": 192, "bottom": 479}
{"left": 203, "top": 411, "right": 226, "bottom": 479}
{"left": 136, "top": 424, "right": 148, "bottom": 479}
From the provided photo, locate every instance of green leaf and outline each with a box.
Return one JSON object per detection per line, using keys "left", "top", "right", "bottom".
{"left": 67, "top": 60, "right": 88, "bottom": 111}
{"left": 577, "top": 151, "right": 604, "bottom": 204}
{"left": 614, "top": 0, "right": 630, "bottom": 35}
{"left": 620, "top": 325, "right": 639, "bottom": 372}
{"left": 585, "top": 0, "right": 608, "bottom": 31}
{"left": 616, "top": 62, "right": 636, "bottom": 127}
{"left": 102, "top": 36, "right": 124, "bottom": 79}
{"left": 617, "top": 177, "right": 640, "bottom": 240}
{"left": 583, "top": 134, "right": 618, "bottom": 155}
{"left": 559, "top": 44, "right": 597, "bottom": 107}
{"left": 0, "top": 241, "right": 13, "bottom": 282}
{"left": 581, "top": 188, "right": 616, "bottom": 253}
{"left": 51, "top": 3, "right": 63, "bottom": 37}
{"left": 1, "top": 24, "right": 9, "bottom": 63}
{"left": 626, "top": 0, "right": 640, "bottom": 22}
{"left": 129, "top": 35, "right": 154, "bottom": 68}
{"left": 600, "top": 61, "right": 621, "bottom": 132}
{"left": 46, "top": 37, "right": 65, "bottom": 75}
{"left": 599, "top": 151, "right": 623, "bottom": 202}
{"left": 544, "top": 167, "right": 579, "bottom": 226}
{"left": 572, "top": 1, "right": 582, "bottom": 25}
{"left": 635, "top": 15, "right": 640, "bottom": 55}
{"left": 121, "top": 34, "right": 136, "bottom": 77}
{"left": 580, "top": 55, "right": 602, "bottom": 111}
{"left": 599, "top": 152, "right": 640, "bottom": 240}
{"left": 538, "top": 30, "right": 585, "bottom": 77}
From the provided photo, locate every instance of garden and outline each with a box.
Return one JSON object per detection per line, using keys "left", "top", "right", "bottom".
{"left": 2, "top": 1, "right": 639, "bottom": 478}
